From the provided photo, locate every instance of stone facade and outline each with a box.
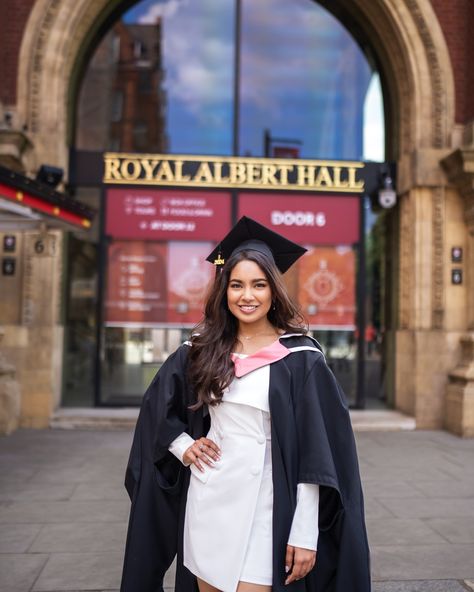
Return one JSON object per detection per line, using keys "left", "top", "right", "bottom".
{"left": 1, "top": 0, "right": 474, "bottom": 435}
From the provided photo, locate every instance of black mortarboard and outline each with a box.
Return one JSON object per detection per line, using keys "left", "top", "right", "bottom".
{"left": 206, "top": 216, "right": 307, "bottom": 273}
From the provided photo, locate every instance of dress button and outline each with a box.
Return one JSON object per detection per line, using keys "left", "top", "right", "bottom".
{"left": 257, "top": 436, "right": 265, "bottom": 445}
{"left": 250, "top": 466, "right": 260, "bottom": 476}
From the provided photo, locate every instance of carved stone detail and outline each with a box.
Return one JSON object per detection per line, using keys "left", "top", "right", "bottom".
{"left": 399, "top": 193, "right": 413, "bottom": 329}
{"left": 432, "top": 186, "right": 445, "bottom": 328}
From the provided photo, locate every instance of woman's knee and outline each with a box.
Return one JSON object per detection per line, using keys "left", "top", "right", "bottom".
{"left": 197, "top": 577, "right": 221, "bottom": 592}
{"left": 237, "top": 582, "right": 272, "bottom": 592}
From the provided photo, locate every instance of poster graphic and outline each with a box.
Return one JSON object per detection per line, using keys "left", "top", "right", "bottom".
{"left": 167, "top": 242, "right": 214, "bottom": 324}
{"left": 105, "top": 241, "right": 168, "bottom": 324}
{"left": 298, "top": 246, "right": 355, "bottom": 328}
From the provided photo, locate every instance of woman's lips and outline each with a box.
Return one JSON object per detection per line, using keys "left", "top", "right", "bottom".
{"left": 238, "top": 305, "right": 258, "bottom": 314}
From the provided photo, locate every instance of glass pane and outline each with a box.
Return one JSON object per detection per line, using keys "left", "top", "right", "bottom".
{"left": 101, "top": 327, "right": 188, "bottom": 404}
{"left": 62, "top": 188, "right": 101, "bottom": 406}
{"left": 76, "top": 0, "right": 234, "bottom": 155}
{"left": 240, "top": 0, "right": 376, "bottom": 160}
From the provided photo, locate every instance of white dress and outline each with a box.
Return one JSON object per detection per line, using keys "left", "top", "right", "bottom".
{"left": 169, "top": 355, "right": 319, "bottom": 591}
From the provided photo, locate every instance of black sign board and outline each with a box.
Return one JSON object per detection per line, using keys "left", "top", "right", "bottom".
{"left": 451, "top": 269, "right": 463, "bottom": 285}
{"left": 3, "top": 235, "right": 16, "bottom": 252}
{"left": 2, "top": 257, "right": 16, "bottom": 276}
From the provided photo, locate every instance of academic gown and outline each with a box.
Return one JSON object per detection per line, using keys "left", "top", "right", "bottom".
{"left": 120, "top": 334, "right": 371, "bottom": 592}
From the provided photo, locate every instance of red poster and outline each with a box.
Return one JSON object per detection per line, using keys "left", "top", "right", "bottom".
{"left": 105, "top": 241, "right": 167, "bottom": 324}
{"left": 272, "top": 146, "right": 300, "bottom": 159}
{"left": 167, "top": 242, "right": 214, "bottom": 325}
{"left": 238, "top": 193, "right": 359, "bottom": 244}
{"left": 298, "top": 246, "right": 356, "bottom": 328}
{"left": 106, "top": 189, "right": 231, "bottom": 240}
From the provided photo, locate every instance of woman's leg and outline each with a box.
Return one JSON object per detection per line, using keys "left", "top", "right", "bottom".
{"left": 237, "top": 582, "right": 271, "bottom": 592}
{"left": 197, "top": 577, "right": 221, "bottom": 592}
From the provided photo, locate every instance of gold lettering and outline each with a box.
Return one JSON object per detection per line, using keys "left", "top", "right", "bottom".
{"left": 154, "top": 160, "right": 175, "bottom": 182}
{"left": 277, "top": 164, "right": 293, "bottom": 186}
{"left": 332, "top": 166, "right": 349, "bottom": 189}
{"left": 315, "top": 166, "right": 333, "bottom": 187}
{"left": 120, "top": 159, "right": 141, "bottom": 181}
{"left": 229, "top": 162, "right": 247, "bottom": 184}
{"left": 297, "top": 165, "right": 315, "bottom": 186}
{"left": 246, "top": 163, "right": 262, "bottom": 185}
{"left": 261, "top": 164, "right": 278, "bottom": 185}
{"left": 213, "top": 162, "right": 230, "bottom": 183}
{"left": 348, "top": 167, "right": 364, "bottom": 190}
{"left": 104, "top": 157, "right": 122, "bottom": 181}
{"left": 140, "top": 159, "right": 160, "bottom": 180}
{"left": 174, "top": 160, "right": 191, "bottom": 182}
{"left": 193, "top": 162, "right": 214, "bottom": 184}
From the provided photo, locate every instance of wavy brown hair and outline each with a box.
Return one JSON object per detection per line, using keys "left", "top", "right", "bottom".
{"left": 188, "top": 249, "right": 307, "bottom": 408}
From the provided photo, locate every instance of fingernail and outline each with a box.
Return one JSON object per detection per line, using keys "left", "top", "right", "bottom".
{"left": 285, "top": 566, "right": 290, "bottom": 573}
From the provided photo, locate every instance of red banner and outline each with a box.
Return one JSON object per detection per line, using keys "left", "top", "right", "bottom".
{"left": 106, "top": 189, "right": 231, "bottom": 240}
{"left": 297, "top": 246, "right": 356, "bottom": 328}
{"left": 105, "top": 241, "right": 168, "bottom": 324}
{"left": 238, "top": 193, "right": 359, "bottom": 244}
{"left": 167, "top": 242, "right": 214, "bottom": 324}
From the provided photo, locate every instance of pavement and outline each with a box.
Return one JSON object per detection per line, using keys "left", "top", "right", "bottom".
{"left": 0, "top": 427, "right": 473, "bottom": 592}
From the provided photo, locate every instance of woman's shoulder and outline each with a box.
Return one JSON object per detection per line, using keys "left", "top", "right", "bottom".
{"left": 279, "top": 332, "right": 325, "bottom": 357}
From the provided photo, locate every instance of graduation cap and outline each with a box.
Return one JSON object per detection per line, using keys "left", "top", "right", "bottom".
{"left": 206, "top": 216, "right": 307, "bottom": 273}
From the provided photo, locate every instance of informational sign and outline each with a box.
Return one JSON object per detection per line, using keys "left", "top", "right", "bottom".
{"left": 298, "top": 246, "right": 356, "bottom": 328}
{"left": 167, "top": 242, "right": 214, "bottom": 324}
{"left": 106, "top": 189, "right": 231, "bottom": 240}
{"left": 105, "top": 241, "right": 168, "bottom": 324}
{"left": 238, "top": 193, "right": 359, "bottom": 244}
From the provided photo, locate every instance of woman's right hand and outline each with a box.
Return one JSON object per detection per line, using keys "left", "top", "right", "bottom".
{"left": 183, "top": 437, "right": 221, "bottom": 472}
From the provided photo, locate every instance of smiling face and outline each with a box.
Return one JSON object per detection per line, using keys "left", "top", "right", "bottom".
{"left": 226, "top": 259, "right": 273, "bottom": 329}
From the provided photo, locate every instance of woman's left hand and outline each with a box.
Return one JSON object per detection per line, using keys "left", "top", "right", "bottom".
{"left": 284, "top": 545, "right": 316, "bottom": 585}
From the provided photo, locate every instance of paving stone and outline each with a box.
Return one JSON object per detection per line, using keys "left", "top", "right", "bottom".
{"left": 0, "top": 500, "right": 129, "bottom": 524}
{"left": 0, "top": 523, "right": 42, "bottom": 552}
{"left": 0, "top": 482, "right": 76, "bottom": 501}
{"left": 70, "top": 482, "right": 129, "bottom": 501}
{"left": 372, "top": 581, "right": 470, "bottom": 592}
{"left": 366, "top": 518, "right": 447, "bottom": 546}
{"left": 363, "top": 480, "right": 424, "bottom": 498}
{"left": 29, "top": 522, "right": 127, "bottom": 553}
{"left": 410, "top": 480, "right": 474, "bottom": 498}
{"left": 426, "top": 518, "right": 474, "bottom": 543}
{"left": 371, "top": 544, "right": 474, "bottom": 580}
{"left": 0, "top": 553, "right": 48, "bottom": 592}
{"left": 32, "top": 552, "right": 123, "bottom": 591}
{"left": 377, "top": 498, "right": 474, "bottom": 519}
{"left": 364, "top": 497, "right": 396, "bottom": 519}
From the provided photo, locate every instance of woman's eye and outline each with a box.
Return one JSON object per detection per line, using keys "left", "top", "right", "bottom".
{"left": 255, "top": 283, "right": 267, "bottom": 288}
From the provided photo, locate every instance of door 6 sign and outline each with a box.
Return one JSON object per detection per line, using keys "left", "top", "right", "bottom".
{"left": 238, "top": 193, "right": 359, "bottom": 244}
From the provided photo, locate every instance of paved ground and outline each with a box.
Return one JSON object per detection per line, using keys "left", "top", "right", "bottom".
{"left": 0, "top": 428, "right": 473, "bottom": 592}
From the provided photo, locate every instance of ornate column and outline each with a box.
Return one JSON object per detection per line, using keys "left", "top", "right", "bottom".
{"left": 441, "top": 137, "right": 474, "bottom": 436}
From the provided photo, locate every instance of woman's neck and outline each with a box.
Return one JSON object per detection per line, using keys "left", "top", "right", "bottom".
{"left": 234, "top": 321, "right": 282, "bottom": 354}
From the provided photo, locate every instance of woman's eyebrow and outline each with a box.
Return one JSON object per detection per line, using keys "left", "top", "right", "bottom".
{"left": 229, "top": 277, "right": 268, "bottom": 283}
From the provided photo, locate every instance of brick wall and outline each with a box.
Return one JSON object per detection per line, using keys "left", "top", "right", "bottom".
{"left": 0, "top": 0, "right": 35, "bottom": 105}
{"left": 431, "top": 0, "right": 474, "bottom": 124}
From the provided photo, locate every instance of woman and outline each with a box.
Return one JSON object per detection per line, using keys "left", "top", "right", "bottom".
{"left": 121, "top": 217, "right": 371, "bottom": 592}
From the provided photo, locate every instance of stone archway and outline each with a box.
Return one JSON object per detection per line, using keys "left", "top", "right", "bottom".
{"left": 16, "top": 0, "right": 462, "bottom": 428}
{"left": 18, "top": 0, "right": 455, "bottom": 168}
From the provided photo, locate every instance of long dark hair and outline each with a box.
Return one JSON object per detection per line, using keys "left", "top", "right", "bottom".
{"left": 188, "top": 249, "right": 307, "bottom": 408}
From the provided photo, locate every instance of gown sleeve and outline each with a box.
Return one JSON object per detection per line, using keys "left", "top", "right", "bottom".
{"left": 168, "top": 432, "right": 195, "bottom": 466}
{"left": 121, "top": 345, "right": 197, "bottom": 592}
{"left": 287, "top": 483, "right": 319, "bottom": 550}
{"left": 295, "top": 354, "right": 371, "bottom": 591}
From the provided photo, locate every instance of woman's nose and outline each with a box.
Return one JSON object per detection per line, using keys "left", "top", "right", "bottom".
{"left": 242, "top": 286, "right": 254, "bottom": 300}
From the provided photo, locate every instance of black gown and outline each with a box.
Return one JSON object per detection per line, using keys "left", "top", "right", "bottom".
{"left": 120, "top": 334, "right": 371, "bottom": 592}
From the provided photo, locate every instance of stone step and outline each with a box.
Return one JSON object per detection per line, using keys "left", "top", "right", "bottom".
{"left": 51, "top": 407, "right": 416, "bottom": 432}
